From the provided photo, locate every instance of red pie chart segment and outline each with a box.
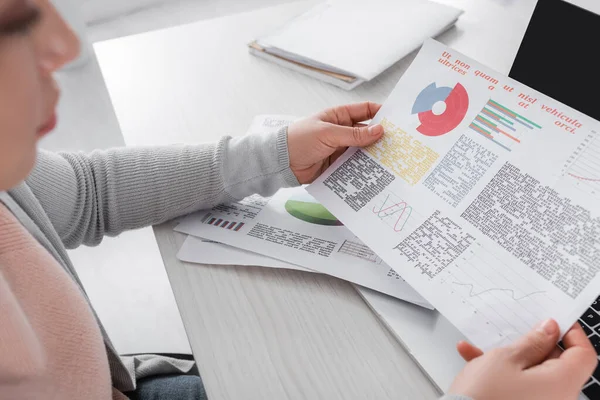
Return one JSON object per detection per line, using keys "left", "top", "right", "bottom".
{"left": 416, "top": 83, "right": 469, "bottom": 137}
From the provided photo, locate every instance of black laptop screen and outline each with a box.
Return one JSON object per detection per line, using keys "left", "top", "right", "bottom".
{"left": 508, "top": 0, "right": 600, "bottom": 121}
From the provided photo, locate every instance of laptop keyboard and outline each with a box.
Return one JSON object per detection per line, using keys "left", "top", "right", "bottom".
{"left": 576, "top": 296, "right": 600, "bottom": 399}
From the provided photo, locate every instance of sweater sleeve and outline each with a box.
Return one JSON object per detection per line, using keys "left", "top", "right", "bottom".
{"left": 26, "top": 128, "right": 299, "bottom": 248}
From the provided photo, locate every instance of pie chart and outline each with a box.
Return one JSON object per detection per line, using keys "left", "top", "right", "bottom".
{"left": 285, "top": 192, "right": 343, "bottom": 226}
{"left": 412, "top": 82, "right": 469, "bottom": 136}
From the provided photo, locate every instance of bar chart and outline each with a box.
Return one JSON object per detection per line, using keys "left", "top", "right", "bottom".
{"left": 201, "top": 213, "right": 245, "bottom": 232}
{"left": 469, "top": 99, "right": 541, "bottom": 151}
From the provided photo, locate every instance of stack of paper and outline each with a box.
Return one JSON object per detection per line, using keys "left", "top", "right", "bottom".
{"left": 174, "top": 113, "right": 431, "bottom": 309}
{"left": 249, "top": 0, "right": 463, "bottom": 90}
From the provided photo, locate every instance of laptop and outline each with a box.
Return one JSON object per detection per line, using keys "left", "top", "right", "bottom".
{"left": 359, "top": 1, "right": 600, "bottom": 399}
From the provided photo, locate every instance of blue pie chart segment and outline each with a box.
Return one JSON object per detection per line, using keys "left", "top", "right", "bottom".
{"left": 411, "top": 83, "right": 453, "bottom": 114}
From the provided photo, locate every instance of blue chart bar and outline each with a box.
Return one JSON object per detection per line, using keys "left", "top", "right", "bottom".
{"left": 469, "top": 99, "right": 541, "bottom": 151}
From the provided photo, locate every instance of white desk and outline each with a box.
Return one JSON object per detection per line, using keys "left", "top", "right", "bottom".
{"left": 94, "top": 1, "right": 537, "bottom": 398}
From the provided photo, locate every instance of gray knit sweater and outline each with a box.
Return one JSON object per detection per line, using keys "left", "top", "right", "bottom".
{"left": 1, "top": 127, "right": 470, "bottom": 399}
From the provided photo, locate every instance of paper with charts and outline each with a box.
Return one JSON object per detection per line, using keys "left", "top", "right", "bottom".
{"left": 307, "top": 39, "right": 600, "bottom": 350}
{"left": 174, "top": 115, "right": 431, "bottom": 309}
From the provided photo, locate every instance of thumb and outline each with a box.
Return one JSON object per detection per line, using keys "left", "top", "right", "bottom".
{"left": 456, "top": 341, "right": 484, "bottom": 362}
{"left": 509, "top": 319, "right": 560, "bottom": 369}
{"left": 321, "top": 123, "right": 384, "bottom": 148}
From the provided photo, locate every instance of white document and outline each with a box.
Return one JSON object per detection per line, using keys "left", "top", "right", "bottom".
{"left": 175, "top": 114, "right": 431, "bottom": 309}
{"left": 307, "top": 39, "right": 600, "bottom": 350}
{"left": 176, "top": 186, "right": 431, "bottom": 309}
{"left": 178, "top": 236, "right": 312, "bottom": 272}
{"left": 256, "top": 0, "right": 463, "bottom": 80}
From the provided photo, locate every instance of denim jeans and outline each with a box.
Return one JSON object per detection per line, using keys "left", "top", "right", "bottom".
{"left": 126, "top": 374, "right": 207, "bottom": 400}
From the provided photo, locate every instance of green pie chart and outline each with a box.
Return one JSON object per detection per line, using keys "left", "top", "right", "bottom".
{"left": 284, "top": 191, "right": 343, "bottom": 226}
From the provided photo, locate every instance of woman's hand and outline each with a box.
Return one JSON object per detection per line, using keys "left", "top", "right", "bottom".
{"left": 287, "top": 102, "right": 384, "bottom": 184}
{"left": 448, "top": 320, "right": 597, "bottom": 400}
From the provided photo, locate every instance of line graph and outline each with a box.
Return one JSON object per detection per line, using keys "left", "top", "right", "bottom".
{"left": 557, "top": 129, "right": 600, "bottom": 210}
{"left": 371, "top": 193, "right": 413, "bottom": 232}
{"left": 370, "top": 190, "right": 426, "bottom": 234}
{"left": 568, "top": 173, "right": 600, "bottom": 183}
{"left": 436, "top": 241, "right": 557, "bottom": 346}
{"left": 452, "top": 281, "right": 546, "bottom": 301}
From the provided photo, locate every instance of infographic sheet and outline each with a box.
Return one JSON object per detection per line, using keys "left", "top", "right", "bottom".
{"left": 308, "top": 39, "right": 600, "bottom": 349}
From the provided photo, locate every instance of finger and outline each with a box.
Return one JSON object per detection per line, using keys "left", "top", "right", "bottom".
{"left": 548, "top": 346, "right": 562, "bottom": 360}
{"left": 556, "top": 323, "right": 597, "bottom": 378}
{"left": 320, "top": 123, "right": 383, "bottom": 149}
{"left": 325, "top": 124, "right": 370, "bottom": 159}
{"left": 456, "top": 341, "right": 483, "bottom": 362}
{"left": 343, "top": 102, "right": 382, "bottom": 123}
{"left": 327, "top": 102, "right": 382, "bottom": 126}
{"left": 508, "top": 319, "right": 560, "bottom": 369}
{"left": 563, "top": 322, "right": 592, "bottom": 349}
{"left": 533, "top": 324, "right": 596, "bottom": 386}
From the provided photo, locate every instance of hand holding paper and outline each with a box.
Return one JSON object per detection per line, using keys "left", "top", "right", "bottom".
{"left": 287, "top": 102, "right": 383, "bottom": 183}
{"left": 449, "top": 321, "right": 596, "bottom": 400}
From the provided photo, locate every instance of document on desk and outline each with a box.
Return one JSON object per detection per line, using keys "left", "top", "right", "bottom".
{"left": 307, "top": 39, "right": 600, "bottom": 350}
{"left": 178, "top": 236, "right": 312, "bottom": 272}
{"left": 175, "top": 115, "right": 431, "bottom": 309}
